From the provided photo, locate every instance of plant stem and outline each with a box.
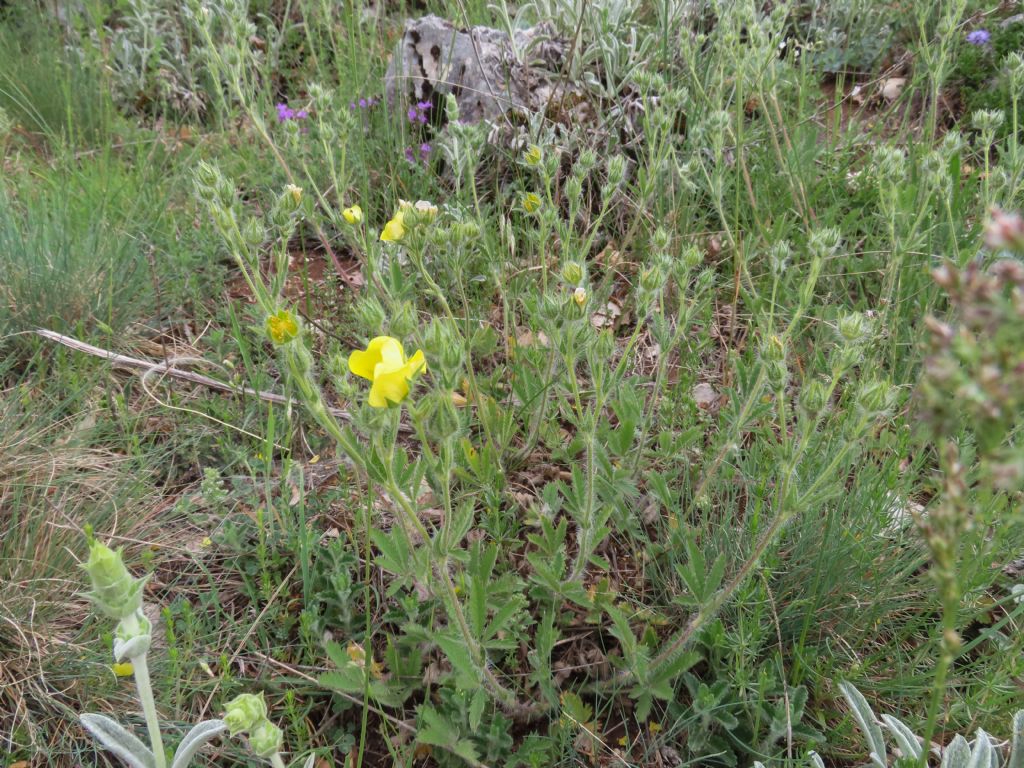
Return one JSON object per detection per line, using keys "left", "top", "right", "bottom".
{"left": 132, "top": 652, "right": 167, "bottom": 768}
{"left": 270, "top": 752, "right": 288, "bottom": 768}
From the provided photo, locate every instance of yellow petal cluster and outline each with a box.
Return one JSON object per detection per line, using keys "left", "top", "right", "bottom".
{"left": 379, "top": 211, "right": 406, "bottom": 242}
{"left": 379, "top": 200, "right": 438, "bottom": 242}
{"left": 342, "top": 205, "right": 363, "bottom": 225}
{"left": 265, "top": 309, "right": 299, "bottom": 345}
{"left": 348, "top": 336, "right": 427, "bottom": 407}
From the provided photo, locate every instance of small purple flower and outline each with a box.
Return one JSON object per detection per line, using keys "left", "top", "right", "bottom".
{"left": 276, "top": 101, "right": 308, "bottom": 122}
{"left": 405, "top": 147, "right": 416, "bottom": 163}
{"left": 966, "top": 29, "right": 991, "bottom": 45}
{"left": 349, "top": 101, "right": 357, "bottom": 110}
{"left": 359, "top": 98, "right": 368, "bottom": 108}
{"left": 420, "top": 143, "right": 432, "bottom": 155}
{"left": 407, "top": 107, "right": 418, "bottom": 121}
{"left": 416, "top": 101, "right": 431, "bottom": 110}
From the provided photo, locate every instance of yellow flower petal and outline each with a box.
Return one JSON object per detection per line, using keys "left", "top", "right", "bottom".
{"left": 368, "top": 372, "right": 410, "bottom": 408}
{"left": 342, "top": 205, "right": 363, "bottom": 225}
{"left": 403, "top": 349, "right": 427, "bottom": 378}
{"left": 349, "top": 337, "right": 426, "bottom": 407}
{"left": 112, "top": 662, "right": 134, "bottom": 677}
{"left": 379, "top": 211, "right": 406, "bottom": 242}
{"left": 348, "top": 336, "right": 399, "bottom": 380}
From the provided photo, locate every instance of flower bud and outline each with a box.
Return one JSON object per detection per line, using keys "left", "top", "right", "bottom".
{"left": 836, "top": 311, "right": 870, "bottom": 344}
{"left": 800, "top": 379, "right": 831, "bottom": 416}
{"left": 248, "top": 719, "right": 283, "bottom": 758}
{"left": 681, "top": 244, "right": 703, "bottom": 272}
{"left": 651, "top": 227, "right": 671, "bottom": 252}
{"left": 856, "top": 378, "right": 894, "bottom": 416}
{"left": 83, "top": 541, "right": 147, "bottom": 620}
{"left": 265, "top": 309, "right": 299, "bottom": 345}
{"left": 523, "top": 144, "right": 543, "bottom": 166}
{"left": 562, "top": 262, "right": 584, "bottom": 285}
{"left": 242, "top": 217, "right": 266, "bottom": 247}
{"left": 767, "top": 241, "right": 791, "bottom": 276}
{"left": 522, "top": 192, "right": 542, "bottom": 215}
{"left": 343, "top": 205, "right": 363, "bottom": 225}
{"left": 972, "top": 109, "right": 1005, "bottom": 139}
{"left": 284, "top": 184, "right": 303, "bottom": 206}
{"left": 760, "top": 334, "right": 786, "bottom": 363}
{"left": 223, "top": 693, "right": 268, "bottom": 736}
{"left": 194, "top": 160, "right": 221, "bottom": 190}
{"left": 765, "top": 359, "right": 788, "bottom": 391}
{"left": 565, "top": 176, "right": 583, "bottom": 204}
{"left": 575, "top": 149, "right": 597, "bottom": 177}
{"left": 606, "top": 155, "right": 627, "bottom": 187}
{"left": 573, "top": 286, "right": 588, "bottom": 308}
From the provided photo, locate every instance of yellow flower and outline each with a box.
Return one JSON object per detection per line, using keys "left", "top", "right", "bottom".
{"left": 265, "top": 309, "right": 299, "bottom": 345}
{"left": 573, "top": 286, "right": 587, "bottom": 307}
{"left": 523, "top": 144, "right": 542, "bottom": 166}
{"left": 348, "top": 336, "right": 427, "bottom": 408}
{"left": 522, "top": 192, "right": 542, "bottom": 214}
{"left": 379, "top": 211, "right": 406, "bottom": 242}
{"left": 342, "top": 205, "right": 363, "bottom": 225}
{"left": 112, "top": 662, "right": 134, "bottom": 677}
{"left": 284, "top": 184, "right": 303, "bottom": 205}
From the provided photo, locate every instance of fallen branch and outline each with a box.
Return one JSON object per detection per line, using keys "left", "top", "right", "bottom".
{"left": 34, "top": 328, "right": 357, "bottom": 423}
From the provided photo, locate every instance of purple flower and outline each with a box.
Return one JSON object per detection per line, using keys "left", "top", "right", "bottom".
{"left": 405, "top": 147, "right": 416, "bottom": 163}
{"left": 966, "top": 29, "right": 991, "bottom": 45}
{"left": 276, "top": 103, "right": 294, "bottom": 122}
{"left": 416, "top": 101, "right": 431, "bottom": 110}
{"left": 359, "top": 98, "right": 368, "bottom": 108}
{"left": 349, "top": 101, "right": 357, "bottom": 110}
{"left": 276, "top": 102, "right": 308, "bottom": 122}
{"left": 420, "top": 143, "right": 432, "bottom": 154}
{"left": 408, "top": 107, "right": 418, "bottom": 121}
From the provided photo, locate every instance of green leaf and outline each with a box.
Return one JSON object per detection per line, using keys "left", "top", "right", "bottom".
{"left": 417, "top": 706, "right": 459, "bottom": 749}
{"left": 468, "top": 689, "right": 487, "bottom": 734}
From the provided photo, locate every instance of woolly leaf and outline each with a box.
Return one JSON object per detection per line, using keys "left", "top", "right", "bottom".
{"left": 170, "top": 719, "right": 227, "bottom": 768}
{"left": 942, "top": 735, "right": 972, "bottom": 768}
{"left": 881, "top": 714, "right": 923, "bottom": 761}
{"left": 966, "top": 730, "right": 993, "bottom": 768}
{"left": 1009, "top": 711, "right": 1024, "bottom": 768}
{"left": 839, "top": 682, "right": 887, "bottom": 768}
{"left": 80, "top": 713, "right": 156, "bottom": 768}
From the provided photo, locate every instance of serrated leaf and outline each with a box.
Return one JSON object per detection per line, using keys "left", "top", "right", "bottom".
{"left": 170, "top": 719, "right": 226, "bottom": 768}
{"left": 319, "top": 666, "right": 366, "bottom": 694}
{"left": 881, "top": 714, "right": 922, "bottom": 761}
{"left": 434, "top": 632, "right": 479, "bottom": 686}
{"left": 80, "top": 713, "right": 156, "bottom": 768}
{"left": 468, "top": 689, "right": 486, "bottom": 734}
{"left": 942, "top": 734, "right": 972, "bottom": 768}
{"left": 1009, "top": 711, "right": 1024, "bottom": 768}
{"left": 654, "top": 650, "right": 701, "bottom": 681}
{"left": 454, "top": 738, "right": 481, "bottom": 765}
{"left": 838, "top": 681, "right": 886, "bottom": 767}
{"left": 417, "top": 706, "right": 458, "bottom": 749}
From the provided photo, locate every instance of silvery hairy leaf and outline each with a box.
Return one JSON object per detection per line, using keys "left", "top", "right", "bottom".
{"left": 170, "top": 719, "right": 227, "bottom": 768}
{"left": 80, "top": 713, "right": 156, "bottom": 768}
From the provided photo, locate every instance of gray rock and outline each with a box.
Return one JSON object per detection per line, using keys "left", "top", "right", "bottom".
{"left": 384, "top": 15, "right": 576, "bottom": 124}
